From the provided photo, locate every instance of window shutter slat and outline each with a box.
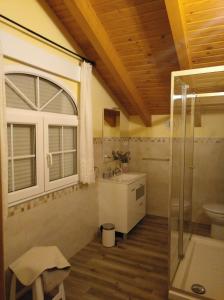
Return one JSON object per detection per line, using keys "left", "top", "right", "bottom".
{"left": 7, "top": 125, "right": 11, "bottom": 157}
{"left": 14, "top": 158, "right": 36, "bottom": 191}
{"left": 7, "top": 74, "right": 37, "bottom": 105}
{"left": 64, "top": 152, "right": 76, "bottom": 177}
{"left": 39, "top": 78, "right": 60, "bottom": 107}
{"left": 6, "top": 84, "right": 31, "bottom": 110}
{"left": 13, "top": 125, "right": 35, "bottom": 156}
{"left": 63, "top": 127, "right": 76, "bottom": 150}
{"left": 43, "top": 91, "right": 76, "bottom": 115}
{"left": 48, "top": 125, "right": 77, "bottom": 181}
{"left": 8, "top": 160, "right": 13, "bottom": 193}
{"left": 49, "top": 154, "right": 62, "bottom": 181}
{"left": 7, "top": 124, "right": 37, "bottom": 193}
{"left": 49, "top": 126, "right": 62, "bottom": 152}
{"left": 6, "top": 73, "right": 78, "bottom": 115}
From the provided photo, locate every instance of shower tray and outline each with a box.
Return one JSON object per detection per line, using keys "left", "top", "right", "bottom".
{"left": 170, "top": 235, "right": 224, "bottom": 300}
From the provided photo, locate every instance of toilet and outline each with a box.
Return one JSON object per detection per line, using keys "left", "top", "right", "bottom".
{"left": 203, "top": 203, "right": 224, "bottom": 240}
{"left": 172, "top": 200, "right": 191, "bottom": 216}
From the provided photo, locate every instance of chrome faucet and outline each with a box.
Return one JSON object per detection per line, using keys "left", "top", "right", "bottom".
{"left": 102, "top": 167, "right": 113, "bottom": 178}
{"left": 114, "top": 167, "right": 122, "bottom": 176}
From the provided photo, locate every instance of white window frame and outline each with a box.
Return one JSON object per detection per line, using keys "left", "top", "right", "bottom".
{"left": 7, "top": 108, "right": 44, "bottom": 204}
{"left": 5, "top": 67, "right": 79, "bottom": 206}
{"left": 44, "top": 113, "right": 78, "bottom": 191}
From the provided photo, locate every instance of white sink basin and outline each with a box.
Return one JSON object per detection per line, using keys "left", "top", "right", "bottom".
{"left": 101, "top": 172, "right": 146, "bottom": 184}
{"left": 111, "top": 173, "right": 139, "bottom": 182}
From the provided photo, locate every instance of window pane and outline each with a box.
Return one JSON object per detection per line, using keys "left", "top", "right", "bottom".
{"left": 39, "top": 78, "right": 60, "bottom": 107}
{"left": 6, "top": 84, "right": 32, "bottom": 110}
{"left": 14, "top": 158, "right": 36, "bottom": 191}
{"left": 7, "top": 125, "right": 11, "bottom": 157}
{"left": 63, "top": 127, "right": 76, "bottom": 150}
{"left": 64, "top": 152, "right": 76, "bottom": 177}
{"left": 6, "top": 74, "right": 37, "bottom": 106}
{"left": 49, "top": 126, "right": 62, "bottom": 152}
{"left": 13, "top": 125, "right": 35, "bottom": 156}
{"left": 8, "top": 160, "right": 12, "bottom": 193}
{"left": 49, "top": 154, "right": 62, "bottom": 181}
{"left": 43, "top": 91, "right": 77, "bottom": 115}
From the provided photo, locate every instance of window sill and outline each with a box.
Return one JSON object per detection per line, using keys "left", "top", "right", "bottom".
{"left": 8, "top": 181, "right": 80, "bottom": 208}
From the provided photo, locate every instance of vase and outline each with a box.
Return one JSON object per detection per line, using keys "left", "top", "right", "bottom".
{"left": 121, "top": 163, "right": 128, "bottom": 173}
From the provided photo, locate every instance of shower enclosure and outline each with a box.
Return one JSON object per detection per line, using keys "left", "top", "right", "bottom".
{"left": 169, "top": 66, "right": 224, "bottom": 300}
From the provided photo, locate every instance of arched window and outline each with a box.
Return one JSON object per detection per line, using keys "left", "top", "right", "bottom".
{"left": 6, "top": 72, "right": 78, "bottom": 205}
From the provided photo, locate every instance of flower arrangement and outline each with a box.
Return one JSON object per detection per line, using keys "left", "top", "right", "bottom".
{"left": 112, "top": 150, "right": 131, "bottom": 163}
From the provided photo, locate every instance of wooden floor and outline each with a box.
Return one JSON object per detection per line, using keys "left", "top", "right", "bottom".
{"left": 192, "top": 222, "right": 211, "bottom": 237}
{"left": 64, "top": 215, "right": 169, "bottom": 300}
{"left": 18, "top": 216, "right": 211, "bottom": 300}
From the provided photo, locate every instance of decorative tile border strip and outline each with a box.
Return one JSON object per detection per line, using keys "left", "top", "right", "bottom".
{"left": 93, "top": 137, "right": 129, "bottom": 144}
{"left": 8, "top": 183, "right": 88, "bottom": 218}
{"left": 129, "top": 137, "right": 170, "bottom": 143}
{"left": 102, "top": 137, "right": 127, "bottom": 142}
{"left": 94, "top": 137, "right": 224, "bottom": 144}
{"left": 94, "top": 137, "right": 170, "bottom": 143}
{"left": 120, "top": 137, "right": 129, "bottom": 142}
{"left": 173, "top": 137, "right": 224, "bottom": 144}
{"left": 194, "top": 137, "right": 224, "bottom": 143}
{"left": 93, "top": 137, "right": 103, "bottom": 144}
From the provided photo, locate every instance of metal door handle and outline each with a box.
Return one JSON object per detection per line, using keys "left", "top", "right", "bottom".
{"left": 47, "top": 153, "right": 53, "bottom": 167}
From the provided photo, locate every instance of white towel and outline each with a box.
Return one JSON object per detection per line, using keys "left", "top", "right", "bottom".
{"left": 9, "top": 246, "right": 71, "bottom": 286}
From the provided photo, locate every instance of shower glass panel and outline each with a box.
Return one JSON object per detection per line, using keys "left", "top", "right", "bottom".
{"left": 169, "top": 66, "right": 224, "bottom": 300}
{"left": 169, "top": 78, "right": 194, "bottom": 283}
{"left": 181, "top": 89, "right": 194, "bottom": 257}
{"left": 169, "top": 77, "right": 183, "bottom": 282}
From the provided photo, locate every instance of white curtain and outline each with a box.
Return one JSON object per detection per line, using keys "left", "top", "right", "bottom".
{"left": 79, "top": 61, "right": 95, "bottom": 184}
{"left": 0, "top": 41, "right": 8, "bottom": 219}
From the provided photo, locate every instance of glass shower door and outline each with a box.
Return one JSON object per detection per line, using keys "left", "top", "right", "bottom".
{"left": 169, "top": 78, "right": 183, "bottom": 283}
{"left": 169, "top": 79, "right": 195, "bottom": 284}
{"left": 180, "top": 86, "right": 195, "bottom": 258}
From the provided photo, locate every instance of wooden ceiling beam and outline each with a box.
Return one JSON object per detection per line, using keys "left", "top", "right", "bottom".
{"left": 62, "top": 0, "right": 151, "bottom": 126}
{"left": 164, "top": 0, "right": 192, "bottom": 70}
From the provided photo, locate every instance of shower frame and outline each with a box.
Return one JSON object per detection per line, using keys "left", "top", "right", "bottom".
{"left": 168, "top": 65, "right": 224, "bottom": 300}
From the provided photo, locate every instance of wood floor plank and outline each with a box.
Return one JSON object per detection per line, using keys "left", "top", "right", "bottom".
{"left": 20, "top": 215, "right": 212, "bottom": 300}
{"left": 65, "top": 215, "right": 169, "bottom": 300}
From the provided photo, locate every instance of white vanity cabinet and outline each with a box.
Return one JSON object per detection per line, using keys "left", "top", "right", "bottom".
{"left": 98, "top": 173, "right": 146, "bottom": 234}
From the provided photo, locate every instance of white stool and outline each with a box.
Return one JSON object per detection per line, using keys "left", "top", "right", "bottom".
{"left": 10, "top": 272, "right": 66, "bottom": 300}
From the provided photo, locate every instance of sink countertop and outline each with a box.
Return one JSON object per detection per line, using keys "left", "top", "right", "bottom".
{"left": 99, "top": 172, "right": 146, "bottom": 185}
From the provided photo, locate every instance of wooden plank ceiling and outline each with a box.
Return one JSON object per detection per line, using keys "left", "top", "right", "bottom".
{"left": 89, "top": 0, "right": 179, "bottom": 115}
{"left": 45, "top": 0, "right": 224, "bottom": 122}
{"left": 45, "top": 0, "right": 179, "bottom": 123}
{"left": 165, "top": 0, "right": 224, "bottom": 93}
{"left": 166, "top": 0, "right": 224, "bottom": 69}
{"left": 182, "top": 0, "right": 224, "bottom": 69}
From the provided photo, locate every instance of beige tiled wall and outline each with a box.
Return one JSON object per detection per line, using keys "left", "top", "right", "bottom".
{"left": 5, "top": 184, "right": 98, "bottom": 267}
{"left": 94, "top": 136, "right": 224, "bottom": 222}
{"left": 94, "top": 137, "right": 170, "bottom": 217}
{"left": 192, "top": 138, "right": 224, "bottom": 224}
{"left": 128, "top": 137, "right": 170, "bottom": 217}
{"left": 93, "top": 137, "right": 129, "bottom": 177}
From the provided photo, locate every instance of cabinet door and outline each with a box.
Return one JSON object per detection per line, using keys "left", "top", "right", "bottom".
{"left": 98, "top": 182, "right": 127, "bottom": 233}
{"left": 135, "top": 180, "right": 146, "bottom": 219}
{"left": 127, "top": 177, "right": 146, "bottom": 231}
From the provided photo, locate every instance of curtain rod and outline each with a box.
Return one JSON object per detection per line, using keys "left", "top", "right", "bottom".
{"left": 0, "top": 14, "right": 95, "bottom": 66}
